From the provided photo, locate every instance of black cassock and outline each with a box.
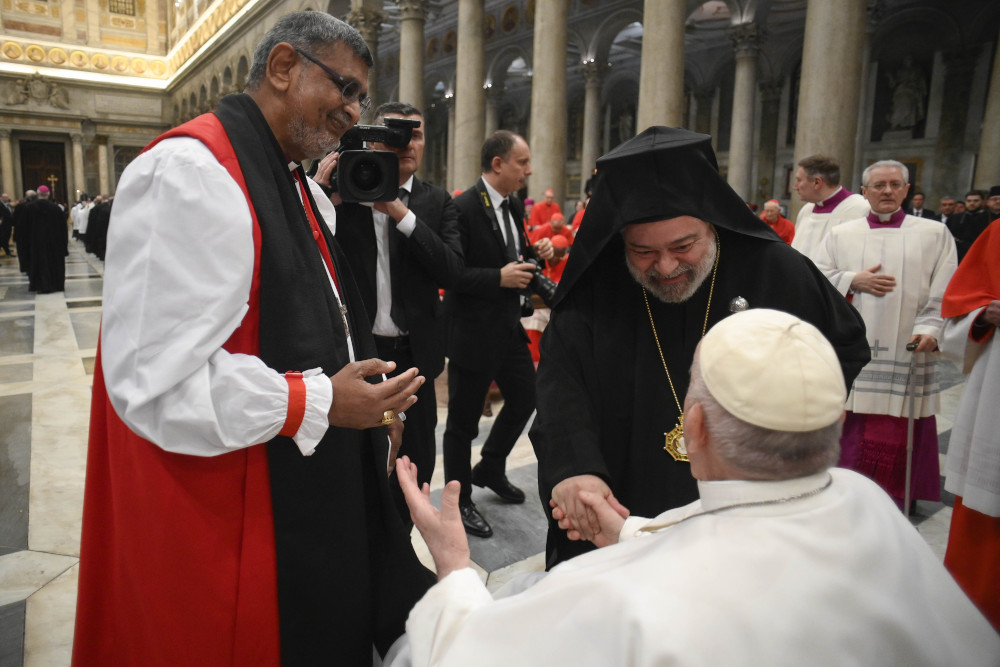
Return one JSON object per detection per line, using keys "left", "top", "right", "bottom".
{"left": 530, "top": 127, "right": 871, "bottom": 568}
{"left": 86, "top": 201, "right": 111, "bottom": 260}
{"left": 25, "top": 199, "right": 68, "bottom": 293}
{"left": 12, "top": 201, "right": 31, "bottom": 274}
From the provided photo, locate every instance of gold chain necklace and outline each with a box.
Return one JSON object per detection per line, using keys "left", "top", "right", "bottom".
{"left": 642, "top": 234, "right": 720, "bottom": 462}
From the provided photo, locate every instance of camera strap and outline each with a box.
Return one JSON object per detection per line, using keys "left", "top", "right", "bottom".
{"left": 475, "top": 178, "right": 518, "bottom": 259}
{"left": 475, "top": 178, "right": 501, "bottom": 233}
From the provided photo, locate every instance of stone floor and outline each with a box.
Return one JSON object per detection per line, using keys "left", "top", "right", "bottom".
{"left": 0, "top": 237, "right": 967, "bottom": 666}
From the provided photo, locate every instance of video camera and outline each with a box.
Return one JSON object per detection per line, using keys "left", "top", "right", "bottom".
{"left": 330, "top": 117, "right": 420, "bottom": 202}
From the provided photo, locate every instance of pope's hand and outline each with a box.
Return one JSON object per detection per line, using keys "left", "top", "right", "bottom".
{"left": 550, "top": 474, "right": 629, "bottom": 544}
{"left": 397, "top": 456, "right": 470, "bottom": 579}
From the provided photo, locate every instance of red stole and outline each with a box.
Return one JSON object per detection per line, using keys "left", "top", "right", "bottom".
{"left": 942, "top": 219, "right": 1000, "bottom": 318}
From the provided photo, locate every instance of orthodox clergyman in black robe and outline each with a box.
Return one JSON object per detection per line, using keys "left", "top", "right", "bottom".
{"left": 530, "top": 127, "right": 871, "bottom": 568}
{"left": 86, "top": 198, "right": 112, "bottom": 261}
{"left": 0, "top": 197, "right": 13, "bottom": 255}
{"left": 12, "top": 194, "right": 34, "bottom": 274}
{"left": 25, "top": 190, "right": 68, "bottom": 293}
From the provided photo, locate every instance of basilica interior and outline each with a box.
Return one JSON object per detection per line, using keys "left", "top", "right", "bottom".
{"left": 1, "top": 0, "right": 998, "bottom": 664}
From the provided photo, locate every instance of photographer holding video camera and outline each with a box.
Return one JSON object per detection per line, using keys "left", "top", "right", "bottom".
{"left": 441, "top": 130, "right": 543, "bottom": 539}
{"left": 315, "top": 102, "right": 463, "bottom": 527}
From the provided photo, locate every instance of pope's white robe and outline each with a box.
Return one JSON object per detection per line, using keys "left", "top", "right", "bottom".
{"left": 942, "top": 308, "right": 1000, "bottom": 517}
{"left": 791, "top": 189, "right": 869, "bottom": 262}
{"left": 815, "top": 214, "right": 957, "bottom": 417}
{"left": 393, "top": 469, "right": 998, "bottom": 666}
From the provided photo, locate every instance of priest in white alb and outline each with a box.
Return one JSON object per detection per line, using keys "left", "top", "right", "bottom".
{"left": 790, "top": 154, "right": 870, "bottom": 262}
{"left": 383, "top": 309, "right": 997, "bottom": 667}
{"left": 815, "top": 159, "right": 957, "bottom": 509}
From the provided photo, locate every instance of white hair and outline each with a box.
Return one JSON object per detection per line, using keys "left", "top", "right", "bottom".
{"left": 862, "top": 160, "right": 909, "bottom": 187}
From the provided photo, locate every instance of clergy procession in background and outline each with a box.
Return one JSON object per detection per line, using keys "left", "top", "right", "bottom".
{"left": 2, "top": 0, "right": 1000, "bottom": 664}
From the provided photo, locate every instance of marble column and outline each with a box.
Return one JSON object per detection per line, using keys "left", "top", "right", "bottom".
{"left": 0, "top": 130, "right": 14, "bottom": 197}
{"left": 974, "top": 30, "right": 1000, "bottom": 188}
{"left": 790, "top": 0, "right": 867, "bottom": 220}
{"left": 580, "top": 60, "right": 604, "bottom": 199}
{"left": 602, "top": 105, "right": 611, "bottom": 154}
{"left": 71, "top": 134, "right": 85, "bottom": 200}
{"left": 727, "top": 23, "right": 761, "bottom": 202}
{"left": 62, "top": 0, "right": 75, "bottom": 39}
{"left": 446, "top": 95, "right": 456, "bottom": 192}
{"left": 397, "top": 0, "right": 427, "bottom": 113}
{"left": 933, "top": 51, "right": 978, "bottom": 199}
{"left": 85, "top": 0, "right": 100, "bottom": 40}
{"left": 693, "top": 87, "right": 715, "bottom": 136}
{"left": 528, "top": 0, "right": 568, "bottom": 204}
{"left": 453, "top": 0, "right": 485, "bottom": 190}
{"left": 756, "top": 81, "right": 782, "bottom": 203}
{"left": 636, "top": 0, "right": 686, "bottom": 131}
{"left": 851, "top": 5, "right": 880, "bottom": 192}
{"left": 484, "top": 86, "right": 502, "bottom": 137}
{"left": 98, "top": 141, "right": 109, "bottom": 195}
{"left": 145, "top": 0, "right": 159, "bottom": 51}
{"left": 346, "top": 3, "right": 385, "bottom": 112}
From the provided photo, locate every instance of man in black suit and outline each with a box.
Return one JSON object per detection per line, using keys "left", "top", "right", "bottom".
{"left": 327, "top": 101, "right": 463, "bottom": 524}
{"left": 444, "top": 130, "right": 539, "bottom": 538}
{"left": 947, "top": 189, "right": 991, "bottom": 261}
{"left": 987, "top": 185, "right": 1000, "bottom": 221}
{"left": 938, "top": 196, "right": 957, "bottom": 226}
{"left": 906, "top": 192, "right": 939, "bottom": 220}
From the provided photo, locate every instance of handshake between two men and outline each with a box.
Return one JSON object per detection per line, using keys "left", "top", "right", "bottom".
{"left": 396, "top": 456, "right": 625, "bottom": 579}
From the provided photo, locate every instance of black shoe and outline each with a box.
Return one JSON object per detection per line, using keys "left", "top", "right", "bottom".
{"left": 471, "top": 463, "right": 526, "bottom": 504}
{"left": 459, "top": 501, "right": 493, "bottom": 538}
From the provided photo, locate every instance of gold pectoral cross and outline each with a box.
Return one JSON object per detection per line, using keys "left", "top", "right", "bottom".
{"left": 663, "top": 415, "right": 689, "bottom": 462}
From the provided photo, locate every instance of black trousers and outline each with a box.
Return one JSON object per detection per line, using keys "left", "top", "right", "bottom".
{"left": 0, "top": 220, "right": 11, "bottom": 252}
{"left": 443, "top": 329, "right": 536, "bottom": 503}
{"left": 374, "top": 335, "right": 438, "bottom": 525}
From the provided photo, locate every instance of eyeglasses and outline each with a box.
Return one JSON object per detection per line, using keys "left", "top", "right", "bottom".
{"left": 295, "top": 47, "right": 371, "bottom": 113}
{"left": 867, "top": 181, "right": 907, "bottom": 192}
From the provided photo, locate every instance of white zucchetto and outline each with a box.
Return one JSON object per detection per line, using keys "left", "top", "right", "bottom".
{"left": 699, "top": 309, "right": 846, "bottom": 432}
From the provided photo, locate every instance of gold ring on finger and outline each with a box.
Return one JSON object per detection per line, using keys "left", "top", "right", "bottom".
{"left": 381, "top": 410, "right": 395, "bottom": 425}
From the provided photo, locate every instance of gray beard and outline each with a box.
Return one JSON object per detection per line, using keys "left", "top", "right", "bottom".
{"left": 627, "top": 237, "right": 717, "bottom": 304}
{"left": 288, "top": 115, "right": 339, "bottom": 160}
{"left": 288, "top": 93, "right": 342, "bottom": 160}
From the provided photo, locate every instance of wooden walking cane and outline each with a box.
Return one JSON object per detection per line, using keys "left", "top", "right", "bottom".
{"left": 903, "top": 340, "right": 919, "bottom": 518}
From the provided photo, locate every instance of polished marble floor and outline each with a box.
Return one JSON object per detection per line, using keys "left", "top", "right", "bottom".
{"left": 0, "top": 237, "right": 967, "bottom": 666}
